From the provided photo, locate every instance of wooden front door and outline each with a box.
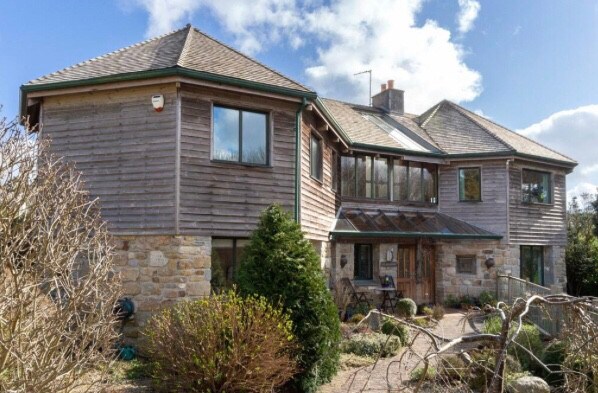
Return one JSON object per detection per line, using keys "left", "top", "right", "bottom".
{"left": 397, "top": 244, "right": 435, "bottom": 304}
{"left": 397, "top": 245, "right": 416, "bottom": 299}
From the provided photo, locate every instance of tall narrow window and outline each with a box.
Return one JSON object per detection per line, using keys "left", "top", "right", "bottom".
{"left": 213, "top": 105, "right": 268, "bottom": 165}
{"left": 373, "top": 157, "right": 388, "bottom": 199}
{"left": 354, "top": 244, "right": 373, "bottom": 280}
{"left": 423, "top": 163, "right": 438, "bottom": 203}
{"left": 408, "top": 164, "right": 422, "bottom": 201}
{"left": 459, "top": 167, "right": 481, "bottom": 201}
{"left": 310, "top": 133, "right": 323, "bottom": 181}
{"left": 520, "top": 246, "right": 544, "bottom": 285}
{"left": 393, "top": 161, "right": 409, "bottom": 201}
{"left": 522, "top": 169, "right": 551, "bottom": 204}
{"left": 356, "top": 156, "right": 368, "bottom": 198}
{"left": 341, "top": 156, "right": 356, "bottom": 196}
{"left": 331, "top": 151, "right": 339, "bottom": 192}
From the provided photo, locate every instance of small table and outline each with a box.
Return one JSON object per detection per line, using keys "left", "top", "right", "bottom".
{"left": 373, "top": 287, "right": 396, "bottom": 313}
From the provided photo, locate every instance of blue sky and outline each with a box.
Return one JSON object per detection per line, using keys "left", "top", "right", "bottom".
{"left": 1, "top": 0, "right": 597, "bottom": 197}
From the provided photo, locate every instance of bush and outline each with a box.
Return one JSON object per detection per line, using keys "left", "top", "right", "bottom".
{"left": 432, "top": 305, "right": 445, "bottom": 320}
{"left": 444, "top": 294, "right": 460, "bottom": 308}
{"left": 411, "top": 366, "right": 437, "bottom": 381}
{"left": 396, "top": 298, "right": 417, "bottom": 318}
{"left": 340, "top": 333, "right": 401, "bottom": 358}
{"left": 142, "top": 291, "right": 297, "bottom": 392}
{"left": 469, "top": 348, "right": 522, "bottom": 391}
{"left": 439, "top": 354, "right": 467, "bottom": 381}
{"left": 421, "top": 305, "right": 433, "bottom": 316}
{"left": 542, "top": 340, "right": 566, "bottom": 386}
{"left": 236, "top": 205, "right": 341, "bottom": 392}
{"left": 381, "top": 319, "right": 410, "bottom": 346}
{"left": 479, "top": 290, "right": 497, "bottom": 307}
{"left": 348, "top": 313, "right": 365, "bottom": 324}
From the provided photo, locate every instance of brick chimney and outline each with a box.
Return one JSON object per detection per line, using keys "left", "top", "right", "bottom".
{"left": 372, "top": 79, "right": 404, "bottom": 115}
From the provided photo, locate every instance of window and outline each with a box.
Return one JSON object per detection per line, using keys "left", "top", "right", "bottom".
{"left": 331, "top": 151, "right": 340, "bottom": 192}
{"left": 211, "top": 238, "right": 250, "bottom": 290}
{"left": 354, "top": 244, "right": 373, "bottom": 280}
{"left": 522, "top": 169, "right": 551, "bottom": 204}
{"left": 341, "top": 155, "right": 389, "bottom": 199}
{"left": 213, "top": 105, "right": 268, "bottom": 165}
{"left": 392, "top": 161, "right": 438, "bottom": 203}
{"left": 520, "top": 246, "right": 544, "bottom": 285}
{"left": 456, "top": 255, "right": 477, "bottom": 274}
{"left": 310, "top": 133, "right": 323, "bottom": 181}
{"left": 459, "top": 167, "right": 481, "bottom": 201}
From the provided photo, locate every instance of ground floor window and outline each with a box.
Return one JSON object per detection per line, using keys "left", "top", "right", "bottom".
{"left": 520, "top": 245, "right": 544, "bottom": 285}
{"left": 354, "top": 244, "right": 373, "bottom": 280}
{"left": 211, "top": 238, "right": 249, "bottom": 291}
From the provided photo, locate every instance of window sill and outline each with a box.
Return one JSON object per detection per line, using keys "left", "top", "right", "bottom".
{"left": 353, "top": 279, "right": 376, "bottom": 286}
{"left": 522, "top": 201, "right": 553, "bottom": 207}
{"left": 210, "top": 159, "right": 272, "bottom": 169}
{"left": 459, "top": 199, "right": 483, "bottom": 203}
{"left": 310, "top": 174, "right": 324, "bottom": 185}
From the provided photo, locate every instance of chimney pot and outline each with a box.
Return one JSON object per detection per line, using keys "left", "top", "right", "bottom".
{"left": 381, "top": 83, "right": 387, "bottom": 92}
{"left": 387, "top": 79, "right": 394, "bottom": 89}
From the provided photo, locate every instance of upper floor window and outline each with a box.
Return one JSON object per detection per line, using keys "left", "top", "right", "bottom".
{"left": 393, "top": 161, "right": 438, "bottom": 203}
{"left": 213, "top": 105, "right": 268, "bottom": 165}
{"left": 310, "top": 133, "right": 323, "bottom": 181}
{"left": 522, "top": 169, "right": 551, "bottom": 204}
{"left": 341, "top": 155, "right": 389, "bottom": 199}
{"left": 459, "top": 167, "right": 481, "bottom": 201}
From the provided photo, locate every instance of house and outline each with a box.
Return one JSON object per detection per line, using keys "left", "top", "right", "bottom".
{"left": 20, "top": 25, "right": 575, "bottom": 328}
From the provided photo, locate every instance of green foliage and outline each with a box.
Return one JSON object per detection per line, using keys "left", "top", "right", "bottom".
{"left": 395, "top": 298, "right": 417, "bottom": 318}
{"left": 542, "top": 340, "right": 566, "bottom": 386}
{"left": 566, "top": 194, "right": 598, "bottom": 296}
{"left": 412, "top": 317, "right": 433, "bottom": 328}
{"left": 443, "top": 294, "right": 460, "bottom": 308}
{"left": 439, "top": 355, "right": 467, "bottom": 381}
{"left": 469, "top": 348, "right": 522, "bottom": 391}
{"left": 142, "top": 291, "right": 297, "bottom": 392}
{"left": 432, "top": 305, "right": 445, "bottom": 320}
{"left": 410, "top": 366, "right": 437, "bottom": 381}
{"left": 348, "top": 313, "right": 365, "bottom": 324}
{"left": 340, "top": 333, "right": 401, "bottom": 358}
{"left": 483, "top": 316, "right": 543, "bottom": 372}
{"left": 380, "top": 319, "right": 410, "bottom": 346}
{"left": 236, "top": 205, "right": 341, "bottom": 392}
{"left": 478, "top": 290, "right": 497, "bottom": 307}
{"left": 421, "top": 305, "right": 433, "bottom": 316}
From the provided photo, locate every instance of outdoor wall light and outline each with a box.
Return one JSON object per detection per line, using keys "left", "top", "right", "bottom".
{"left": 340, "top": 255, "right": 348, "bottom": 269}
{"left": 151, "top": 94, "right": 164, "bottom": 112}
{"left": 485, "top": 257, "right": 495, "bottom": 269}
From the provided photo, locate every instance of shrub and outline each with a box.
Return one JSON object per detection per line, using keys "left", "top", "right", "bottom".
{"left": 469, "top": 348, "right": 522, "bottom": 391}
{"left": 483, "top": 315, "right": 503, "bottom": 334}
{"left": 412, "top": 317, "right": 433, "bottom": 328}
{"left": 542, "top": 340, "right": 566, "bottom": 386}
{"left": 459, "top": 294, "right": 476, "bottom": 309}
{"left": 236, "top": 205, "right": 341, "bottom": 392}
{"left": 411, "top": 366, "right": 437, "bottom": 381}
{"left": 444, "top": 294, "right": 460, "bottom": 308}
{"left": 421, "top": 305, "right": 433, "bottom": 316}
{"left": 439, "top": 354, "right": 467, "bottom": 381}
{"left": 381, "top": 319, "right": 410, "bottom": 346}
{"left": 396, "top": 298, "right": 417, "bottom": 318}
{"left": 432, "top": 305, "right": 445, "bottom": 320}
{"left": 348, "top": 313, "right": 366, "bottom": 324}
{"left": 340, "top": 333, "right": 401, "bottom": 358}
{"left": 479, "top": 290, "right": 497, "bottom": 307}
{"left": 142, "top": 291, "right": 297, "bottom": 392}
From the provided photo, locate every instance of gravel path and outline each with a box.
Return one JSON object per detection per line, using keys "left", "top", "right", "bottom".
{"left": 318, "top": 310, "right": 481, "bottom": 393}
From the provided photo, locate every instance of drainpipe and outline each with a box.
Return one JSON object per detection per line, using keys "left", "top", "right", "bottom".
{"left": 294, "top": 97, "right": 308, "bottom": 222}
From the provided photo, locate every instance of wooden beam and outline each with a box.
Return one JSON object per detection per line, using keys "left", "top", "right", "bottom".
{"left": 318, "top": 124, "right": 329, "bottom": 132}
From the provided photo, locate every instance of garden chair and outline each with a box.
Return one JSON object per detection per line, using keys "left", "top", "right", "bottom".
{"left": 341, "top": 277, "right": 370, "bottom": 309}
{"left": 379, "top": 275, "right": 403, "bottom": 310}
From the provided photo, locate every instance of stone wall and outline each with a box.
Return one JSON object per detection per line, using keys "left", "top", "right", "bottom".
{"left": 112, "top": 235, "right": 212, "bottom": 340}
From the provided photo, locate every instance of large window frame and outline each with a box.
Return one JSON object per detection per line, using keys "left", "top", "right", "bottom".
{"left": 520, "top": 245, "right": 544, "bottom": 286}
{"left": 458, "top": 167, "right": 482, "bottom": 202}
{"left": 521, "top": 169, "right": 552, "bottom": 204}
{"left": 354, "top": 244, "right": 373, "bottom": 280}
{"left": 212, "top": 104, "right": 270, "bottom": 166}
{"left": 393, "top": 161, "right": 438, "bottom": 203}
{"left": 310, "top": 132, "right": 323, "bottom": 182}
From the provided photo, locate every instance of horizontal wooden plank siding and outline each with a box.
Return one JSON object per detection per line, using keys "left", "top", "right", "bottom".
{"left": 438, "top": 160, "right": 508, "bottom": 239}
{"left": 509, "top": 161, "right": 567, "bottom": 246}
{"left": 179, "top": 84, "right": 297, "bottom": 237}
{"left": 300, "top": 111, "right": 339, "bottom": 241}
{"left": 41, "top": 84, "right": 178, "bottom": 234}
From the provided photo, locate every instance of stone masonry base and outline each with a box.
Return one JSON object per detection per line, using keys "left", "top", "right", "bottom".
{"left": 112, "top": 235, "right": 212, "bottom": 340}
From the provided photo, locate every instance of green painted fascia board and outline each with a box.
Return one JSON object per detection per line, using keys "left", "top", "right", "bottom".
{"left": 20, "top": 66, "right": 316, "bottom": 117}
{"left": 447, "top": 151, "right": 577, "bottom": 168}
{"left": 330, "top": 231, "right": 503, "bottom": 240}
{"left": 350, "top": 142, "right": 446, "bottom": 158}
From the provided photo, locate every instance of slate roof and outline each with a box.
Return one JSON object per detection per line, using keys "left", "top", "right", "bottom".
{"left": 331, "top": 207, "right": 502, "bottom": 239}
{"left": 25, "top": 24, "right": 311, "bottom": 93}
{"left": 321, "top": 97, "right": 576, "bottom": 166}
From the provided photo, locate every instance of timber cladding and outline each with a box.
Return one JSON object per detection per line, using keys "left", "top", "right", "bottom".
{"left": 438, "top": 160, "right": 509, "bottom": 239}
{"left": 178, "top": 85, "right": 297, "bottom": 237}
{"left": 508, "top": 161, "right": 567, "bottom": 246}
{"left": 42, "top": 84, "right": 178, "bottom": 234}
{"left": 300, "top": 111, "right": 339, "bottom": 241}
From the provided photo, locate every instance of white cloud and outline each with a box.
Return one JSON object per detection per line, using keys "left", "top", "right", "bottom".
{"left": 517, "top": 105, "right": 598, "bottom": 200}
{"left": 456, "top": 0, "right": 481, "bottom": 34}
{"left": 129, "top": 0, "right": 483, "bottom": 112}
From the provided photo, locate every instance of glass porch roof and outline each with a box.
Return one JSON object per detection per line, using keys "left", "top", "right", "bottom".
{"left": 331, "top": 208, "right": 502, "bottom": 240}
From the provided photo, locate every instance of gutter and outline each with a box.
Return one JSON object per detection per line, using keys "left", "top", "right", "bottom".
{"left": 294, "top": 98, "right": 308, "bottom": 222}
{"left": 20, "top": 66, "right": 317, "bottom": 119}
{"left": 330, "top": 231, "right": 503, "bottom": 241}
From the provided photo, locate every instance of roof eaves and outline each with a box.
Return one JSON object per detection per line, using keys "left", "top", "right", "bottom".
{"left": 314, "top": 98, "right": 354, "bottom": 144}
{"left": 329, "top": 231, "right": 503, "bottom": 240}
